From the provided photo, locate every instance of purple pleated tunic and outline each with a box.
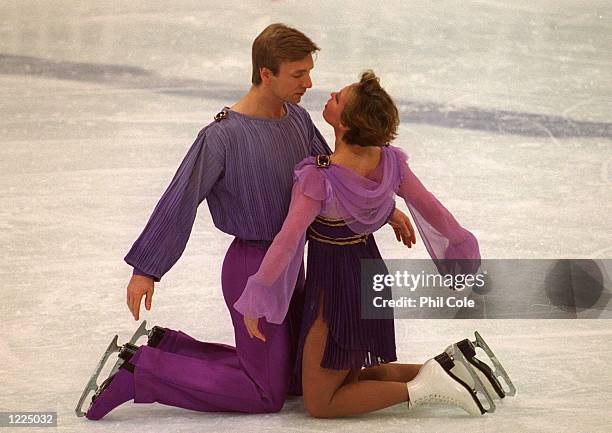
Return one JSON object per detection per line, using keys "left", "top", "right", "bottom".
{"left": 124, "top": 103, "right": 331, "bottom": 281}
{"left": 234, "top": 145, "right": 480, "bottom": 371}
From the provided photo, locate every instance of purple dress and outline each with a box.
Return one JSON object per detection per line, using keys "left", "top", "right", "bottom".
{"left": 234, "top": 145, "right": 480, "bottom": 371}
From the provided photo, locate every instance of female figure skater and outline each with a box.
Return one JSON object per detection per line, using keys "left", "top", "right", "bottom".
{"left": 234, "top": 70, "right": 483, "bottom": 418}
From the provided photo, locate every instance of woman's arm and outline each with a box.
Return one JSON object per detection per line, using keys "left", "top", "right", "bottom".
{"left": 233, "top": 184, "right": 322, "bottom": 325}
{"left": 397, "top": 162, "right": 480, "bottom": 275}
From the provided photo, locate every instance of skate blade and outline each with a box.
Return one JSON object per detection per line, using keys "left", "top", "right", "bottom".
{"left": 75, "top": 321, "right": 151, "bottom": 417}
{"left": 454, "top": 339, "right": 505, "bottom": 399}
{"left": 106, "top": 321, "right": 150, "bottom": 379}
{"left": 473, "top": 331, "right": 517, "bottom": 397}
{"left": 435, "top": 352, "right": 489, "bottom": 415}
{"left": 75, "top": 335, "right": 121, "bottom": 417}
{"left": 450, "top": 350, "right": 496, "bottom": 413}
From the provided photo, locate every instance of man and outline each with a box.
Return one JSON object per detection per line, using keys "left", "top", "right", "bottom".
{"left": 85, "top": 23, "right": 415, "bottom": 420}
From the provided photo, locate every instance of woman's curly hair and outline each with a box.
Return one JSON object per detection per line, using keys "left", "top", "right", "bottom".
{"left": 341, "top": 70, "right": 399, "bottom": 147}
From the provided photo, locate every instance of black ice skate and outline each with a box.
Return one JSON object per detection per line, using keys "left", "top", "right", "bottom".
{"left": 147, "top": 325, "right": 167, "bottom": 348}
{"left": 75, "top": 321, "right": 151, "bottom": 417}
{"left": 445, "top": 331, "right": 516, "bottom": 403}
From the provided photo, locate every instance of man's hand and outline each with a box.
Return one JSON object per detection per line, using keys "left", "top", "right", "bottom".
{"left": 388, "top": 208, "right": 417, "bottom": 248}
{"left": 126, "top": 275, "right": 155, "bottom": 320}
{"left": 243, "top": 315, "right": 266, "bottom": 342}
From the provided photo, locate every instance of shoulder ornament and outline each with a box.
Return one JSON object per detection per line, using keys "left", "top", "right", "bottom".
{"left": 315, "top": 154, "right": 331, "bottom": 168}
{"left": 214, "top": 107, "right": 230, "bottom": 122}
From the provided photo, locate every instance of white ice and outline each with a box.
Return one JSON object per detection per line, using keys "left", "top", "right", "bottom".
{"left": 1, "top": 1, "right": 611, "bottom": 432}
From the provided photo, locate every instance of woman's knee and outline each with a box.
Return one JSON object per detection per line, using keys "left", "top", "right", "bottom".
{"left": 304, "top": 399, "right": 331, "bottom": 419}
{"left": 304, "top": 392, "right": 335, "bottom": 419}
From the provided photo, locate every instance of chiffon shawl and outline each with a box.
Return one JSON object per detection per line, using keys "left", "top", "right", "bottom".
{"left": 233, "top": 145, "right": 480, "bottom": 324}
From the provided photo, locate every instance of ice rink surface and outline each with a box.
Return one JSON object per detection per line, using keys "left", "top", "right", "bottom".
{"left": 1, "top": 1, "right": 611, "bottom": 432}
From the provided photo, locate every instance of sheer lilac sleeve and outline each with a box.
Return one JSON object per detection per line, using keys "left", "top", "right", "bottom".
{"left": 233, "top": 163, "right": 326, "bottom": 324}
{"left": 395, "top": 151, "right": 480, "bottom": 276}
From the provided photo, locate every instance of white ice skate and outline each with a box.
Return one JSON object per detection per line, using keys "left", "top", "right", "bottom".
{"left": 406, "top": 353, "right": 485, "bottom": 416}
{"left": 75, "top": 321, "right": 151, "bottom": 417}
{"left": 445, "top": 331, "right": 516, "bottom": 400}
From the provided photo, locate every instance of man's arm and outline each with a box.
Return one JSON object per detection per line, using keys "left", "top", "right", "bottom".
{"left": 125, "top": 126, "right": 225, "bottom": 319}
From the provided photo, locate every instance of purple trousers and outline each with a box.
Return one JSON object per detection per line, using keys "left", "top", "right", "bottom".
{"left": 132, "top": 238, "right": 305, "bottom": 413}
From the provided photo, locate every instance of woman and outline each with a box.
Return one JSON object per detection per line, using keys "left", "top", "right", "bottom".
{"left": 234, "top": 71, "right": 482, "bottom": 418}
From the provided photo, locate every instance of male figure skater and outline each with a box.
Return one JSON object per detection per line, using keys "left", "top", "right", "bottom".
{"left": 85, "top": 23, "right": 415, "bottom": 420}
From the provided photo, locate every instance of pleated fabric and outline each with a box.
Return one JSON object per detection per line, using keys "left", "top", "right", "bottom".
{"left": 124, "top": 103, "right": 331, "bottom": 281}
{"left": 298, "top": 217, "right": 398, "bottom": 372}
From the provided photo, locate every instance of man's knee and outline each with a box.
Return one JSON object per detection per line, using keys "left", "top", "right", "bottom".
{"left": 250, "top": 394, "right": 285, "bottom": 414}
{"left": 262, "top": 400, "right": 284, "bottom": 414}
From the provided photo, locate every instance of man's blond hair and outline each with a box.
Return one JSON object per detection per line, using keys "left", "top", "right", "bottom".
{"left": 251, "top": 23, "right": 319, "bottom": 85}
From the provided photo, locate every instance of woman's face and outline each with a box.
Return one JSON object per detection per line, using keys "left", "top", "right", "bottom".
{"left": 322, "top": 84, "right": 353, "bottom": 128}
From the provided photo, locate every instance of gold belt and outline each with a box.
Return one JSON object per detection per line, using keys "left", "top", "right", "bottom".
{"left": 308, "top": 226, "right": 368, "bottom": 245}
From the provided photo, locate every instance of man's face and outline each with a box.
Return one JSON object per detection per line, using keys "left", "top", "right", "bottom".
{"left": 267, "top": 54, "right": 314, "bottom": 104}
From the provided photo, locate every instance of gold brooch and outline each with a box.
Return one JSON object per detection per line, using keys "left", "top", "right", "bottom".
{"left": 315, "top": 155, "right": 331, "bottom": 168}
{"left": 214, "top": 108, "right": 229, "bottom": 122}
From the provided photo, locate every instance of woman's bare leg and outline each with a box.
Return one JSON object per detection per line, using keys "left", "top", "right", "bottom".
{"left": 302, "top": 299, "right": 408, "bottom": 418}
{"left": 358, "top": 363, "right": 422, "bottom": 382}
